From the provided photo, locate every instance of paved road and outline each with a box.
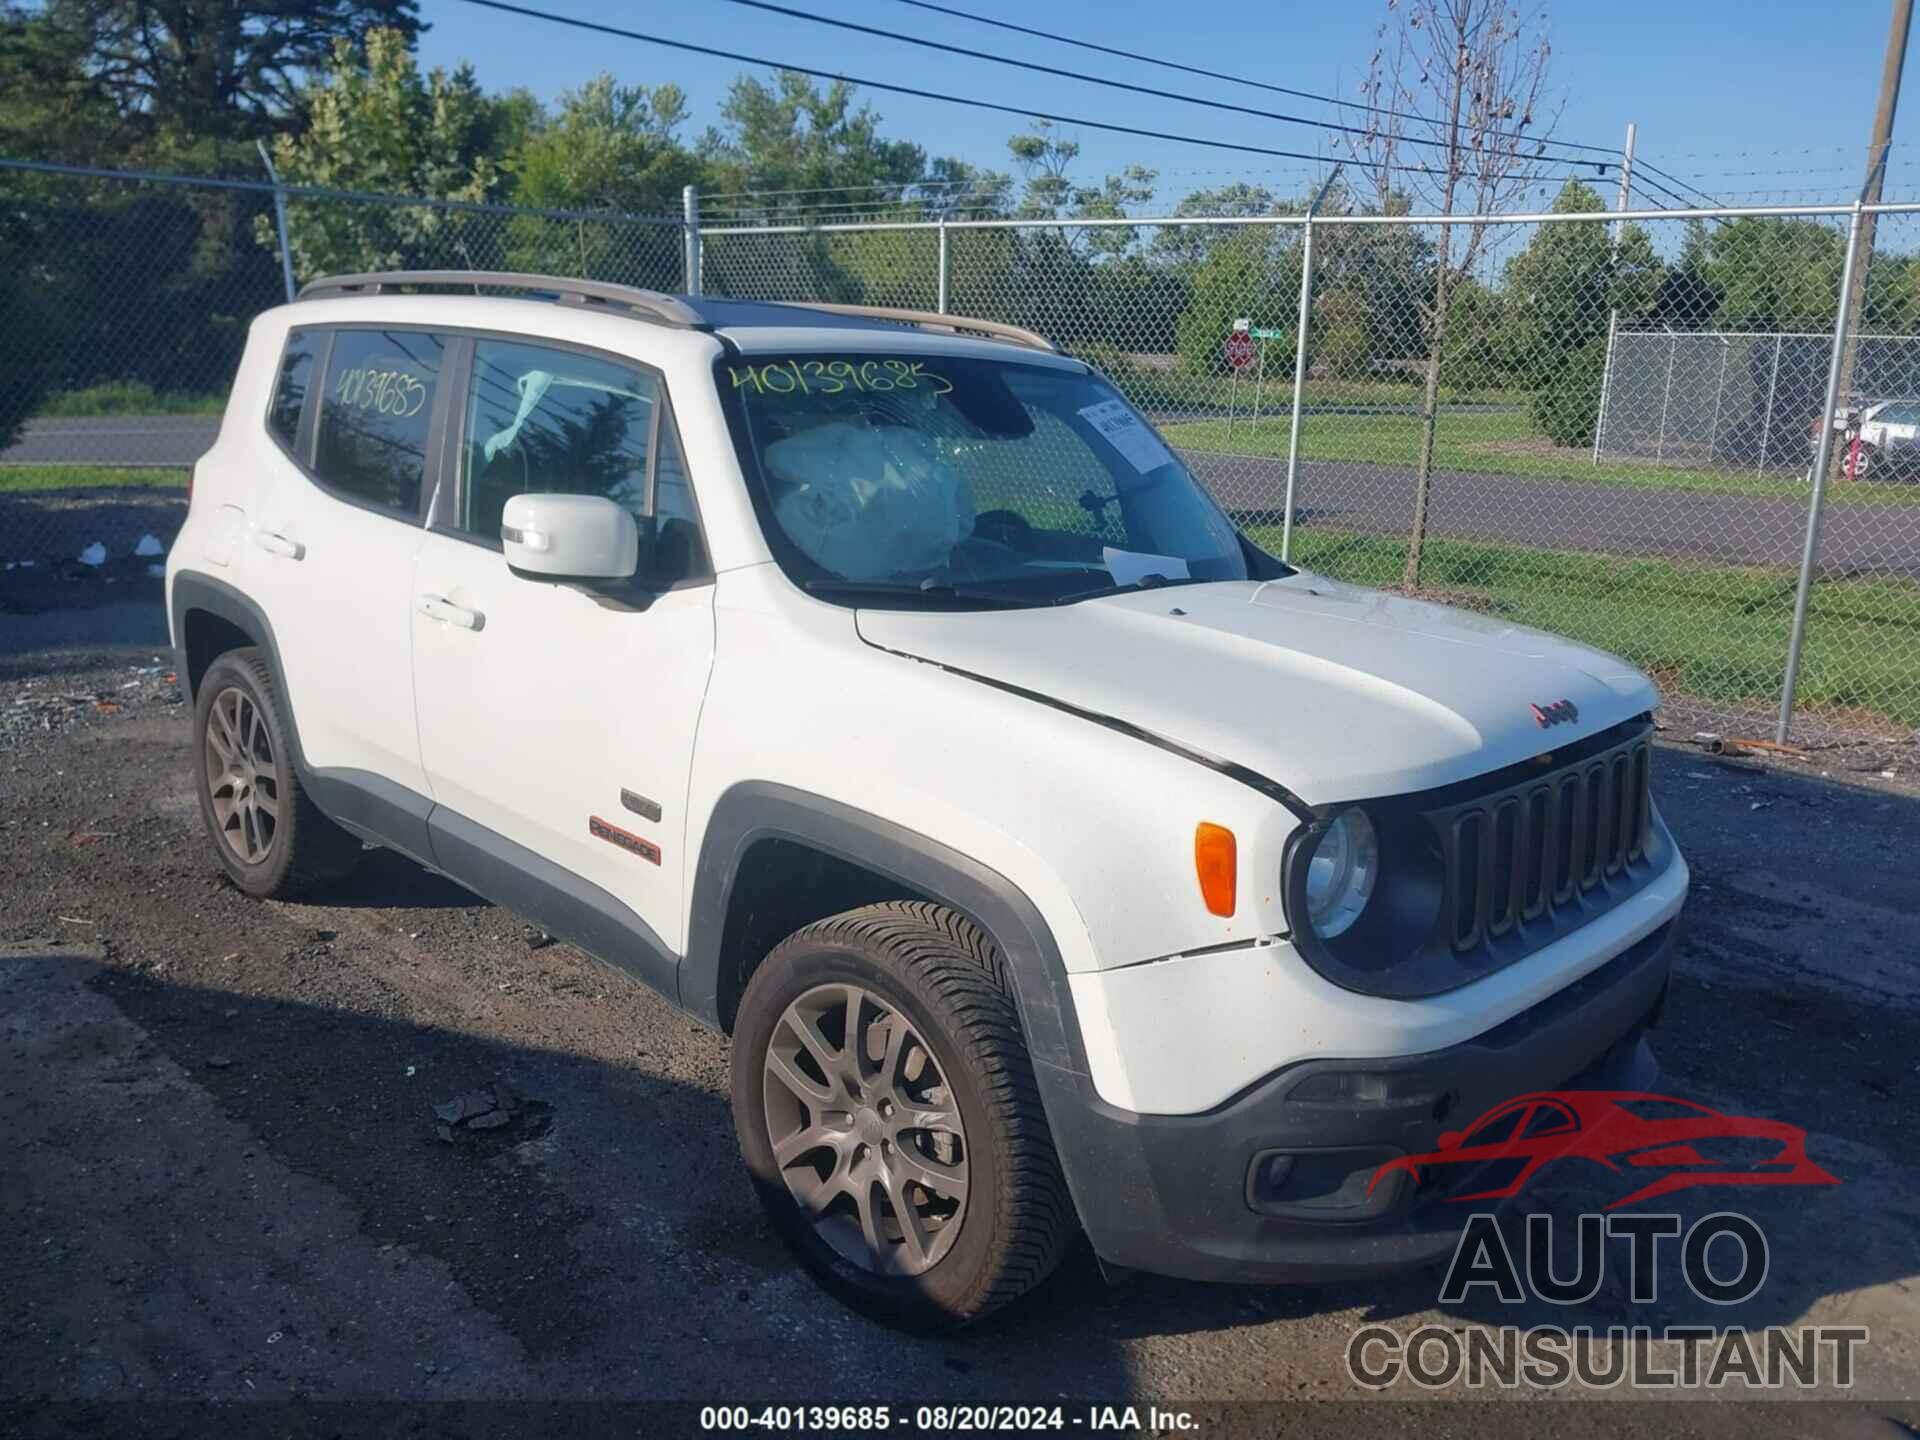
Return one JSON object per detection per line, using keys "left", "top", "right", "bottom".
{"left": 8, "top": 415, "right": 1920, "bottom": 578}
{"left": 2, "top": 629, "right": 1918, "bottom": 1420}
{"left": 3, "top": 414, "right": 220, "bottom": 467}
{"left": 1190, "top": 451, "right": 1920, "bottom": 578}
{"left": 0, "top": 408, "right": 1524, "bottom": 467}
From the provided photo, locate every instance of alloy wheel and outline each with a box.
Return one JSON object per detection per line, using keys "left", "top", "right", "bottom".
{"left": 762, "top": 982, "right": 970, "bottom": 1276}
{"left": 204, "top": 686, "right": 279, "bottom": 865}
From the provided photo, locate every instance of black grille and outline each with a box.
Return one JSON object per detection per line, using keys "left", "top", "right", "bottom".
{"left": 1430, "top": 731, "right": 1655, "bottom": 953}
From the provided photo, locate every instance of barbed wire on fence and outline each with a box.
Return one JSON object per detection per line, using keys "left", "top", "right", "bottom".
{"left": 6, "top": 158, "right": 1920, "bottom": 745}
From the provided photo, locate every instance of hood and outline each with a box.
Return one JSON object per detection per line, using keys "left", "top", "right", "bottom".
{"left": 855, "top": 573, "right": 1657, "bottom": 804}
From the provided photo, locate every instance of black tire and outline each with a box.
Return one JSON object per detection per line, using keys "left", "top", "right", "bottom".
{"left": 193, "top": 647, "right": 359, "bottom": 899}
{"left": 731, "top": 901, "right": 1075, "bottom": 1330}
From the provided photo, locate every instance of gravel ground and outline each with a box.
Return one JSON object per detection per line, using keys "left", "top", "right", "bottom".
{"left": 2, "top": 609, "right": 1917, "bottom": 1435}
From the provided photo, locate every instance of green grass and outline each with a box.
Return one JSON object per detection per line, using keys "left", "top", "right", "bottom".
{"left": 34, "top": 382, "right": 225, "bottom": 418}
{"left": 1081, "top": 346, "right": 1522, "bottom": 415}
{"left": 1166, "top": 411, "right": 1920, "bottom": 506}
{"left": 1248, "top": 523, "right": 1920, "bottom": 729}
{"left": 1111, "top": 368, "right": 1522, "bottom": 417}
{"left": 0, "top": 465, "right": 188, "bottom": 492}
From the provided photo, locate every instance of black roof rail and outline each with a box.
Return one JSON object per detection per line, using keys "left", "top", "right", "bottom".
{"left": 295, "top": 270, "right": 707, "bottom": 329}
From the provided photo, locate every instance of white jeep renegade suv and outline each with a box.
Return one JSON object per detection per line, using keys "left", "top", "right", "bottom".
{"left": 167, "top": 271, "right": 1689, "bottom": 1329}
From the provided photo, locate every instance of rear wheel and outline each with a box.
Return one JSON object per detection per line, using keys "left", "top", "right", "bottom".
{"left": 194, "top": 648, "right": 359, "bottom": 898}
{"left": 731, "top": 901, "right": 1074, "bottom": 1329}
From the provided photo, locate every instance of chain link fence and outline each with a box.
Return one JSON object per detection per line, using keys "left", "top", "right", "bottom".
{"left": 6, "top": 156, "right": 1920, "bottom": 744}
{"left": 699, "top": 204, "right": 1920, "bottom": 745}
{"left": 0, "top": 158, "right": 684, "bottom": 583}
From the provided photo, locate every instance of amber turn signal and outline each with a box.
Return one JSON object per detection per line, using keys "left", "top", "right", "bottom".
{"left": 1194, "top": 822, "right": 1237, "bottom": 917}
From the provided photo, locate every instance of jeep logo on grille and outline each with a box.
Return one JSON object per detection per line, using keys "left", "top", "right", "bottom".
{"left": 1530, "top": 698, "right": 1579, "bottom": 728}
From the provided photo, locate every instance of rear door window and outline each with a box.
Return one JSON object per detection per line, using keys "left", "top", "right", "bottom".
{"left": 312, "top": 329, "right": 446, "bottom": 516}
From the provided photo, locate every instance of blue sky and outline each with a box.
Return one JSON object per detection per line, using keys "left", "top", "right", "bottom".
{"left": 417, "top": 0, "right": 1913, "bottom": 208}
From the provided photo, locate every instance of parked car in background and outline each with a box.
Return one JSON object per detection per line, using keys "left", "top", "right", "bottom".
{"left": 1810, "top": 397, "right": 1920, "bottom": 480}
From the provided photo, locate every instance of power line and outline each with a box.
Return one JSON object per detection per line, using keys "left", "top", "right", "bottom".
{"left": 447, "top": 0, "right": 1607, "bottom": 182}
{"left": 445, "top": 0, "right": 1613, "bottom": 189}
{"left": 1633, "top": 161, "right": 1727, "bottom": 210}
{"left": 708, "top": 0, "right": 1600, "bottom": 163}
{"left": 878, "top": 0, "right": 1622, "bottom": 159}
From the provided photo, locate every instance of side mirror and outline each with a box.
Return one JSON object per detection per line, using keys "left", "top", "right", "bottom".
{"left": 1437, "top": 1130, "right": 1463, "bottom": 1152}
{"left": 500, "top": 493, "right": 640, "bottom": 580}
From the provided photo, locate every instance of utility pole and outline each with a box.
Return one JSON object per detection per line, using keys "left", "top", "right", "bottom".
{"left": 1830, "top": 0, "right": 1913, "bottom": 450}
{"left": 1611, "top": 121, "right": 1637, "bottom": 249}
{"left": 1591, "top": 121, "right": 1636, "bottom": 466}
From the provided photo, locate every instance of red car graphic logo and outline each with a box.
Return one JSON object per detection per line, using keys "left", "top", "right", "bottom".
{"left": 1531, "top": 698, "right": 1579, "bottom": 728}
{"left": 1369, "top": 1091, "right": 1839, "bottom": 1209}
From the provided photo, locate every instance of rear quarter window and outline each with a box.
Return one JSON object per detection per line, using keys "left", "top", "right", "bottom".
{"left": 313, "top": 329, "right": 446, "bottom": 515}
{"left": 267, "top": 330, "right": 316, "bottom": 449}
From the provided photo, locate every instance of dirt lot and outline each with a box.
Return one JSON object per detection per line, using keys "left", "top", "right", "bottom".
{"left": 2, "top": 594, "right": 1918, "bottom": 1434}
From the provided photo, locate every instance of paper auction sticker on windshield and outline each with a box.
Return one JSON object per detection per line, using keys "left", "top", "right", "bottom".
{"left": 1079, "top": 398, "right": 1175, "bottom": 474}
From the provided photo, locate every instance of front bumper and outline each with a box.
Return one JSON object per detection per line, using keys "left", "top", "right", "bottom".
{"left": 1037, "top": 919, "right": 1674, "bottom": 1283}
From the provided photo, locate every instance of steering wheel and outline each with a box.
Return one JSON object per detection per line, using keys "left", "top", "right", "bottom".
{"left": 972, "top": 508, "right": 1034, "bottom": 547}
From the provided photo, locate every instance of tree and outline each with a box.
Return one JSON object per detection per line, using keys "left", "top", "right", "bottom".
{"left": 1531, "top": 334, "right": 1607, "bottom": 448}
{"left": 0, "top": 219, "right": 55, "bottom": 449}
{"left": 502, "top": 75, "right": 703, "bottom": 286}
{"left": 698, "top": 71, "right": 928, "bottom": 214}
{"left": 1006, "top": 122, "right": 1155, "bottom": 254}
{"left": 258, "top": 28, "right": 506, "bottom": 277}
{"left": 1343, "top": 0, "right": 1560, "bottom": 588}
{"left": 1499, "top": 180, "right": 1661, "bottom": 443}
{"left": 1655, "top": 219, "right": 1719, "bottom": 327}
{"left": 1701, "top": 217, "right": 1845, "bottom": 333}
{"left": 0, "top": 4, "right": 135, "bottom": 164}
{"left": 509, "top": 76, "right": 701, "bottom": 216}
{"left": 1176, "top": 229, "right": 1304, "bottom": 376}
{"left": 1150, "top": 183, "right": 1281, "bottom": 269}
{"left": 42, "top": 0, "right": 424, "bottom": 143}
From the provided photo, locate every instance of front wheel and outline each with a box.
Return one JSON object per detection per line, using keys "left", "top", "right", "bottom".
{"left": 731, "top": 902, "right": 1075, "bottom": 1329}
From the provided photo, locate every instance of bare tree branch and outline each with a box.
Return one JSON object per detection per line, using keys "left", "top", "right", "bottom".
{"left": 1338, "top": 0, "right": 1563, "bottom": 588}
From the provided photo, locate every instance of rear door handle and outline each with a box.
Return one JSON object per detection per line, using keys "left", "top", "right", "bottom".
{"left": 254, "top": 529, "right": 304, "bottom": 560}
{"left": 417, "top": 594, "right": 483, "bottom": 630}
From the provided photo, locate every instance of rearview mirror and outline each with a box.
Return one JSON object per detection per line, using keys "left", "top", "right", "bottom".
{"left": 501, "top": 493, "right": 639, "bottom": 580}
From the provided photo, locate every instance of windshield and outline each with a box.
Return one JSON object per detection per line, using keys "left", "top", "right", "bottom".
{"left": 720, "top": 352, "right": 1266, "bottom": 606}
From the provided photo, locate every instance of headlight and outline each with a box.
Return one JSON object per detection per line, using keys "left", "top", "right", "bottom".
{"left": 1304, "top": 808, "right": 1379, "bottom": 939}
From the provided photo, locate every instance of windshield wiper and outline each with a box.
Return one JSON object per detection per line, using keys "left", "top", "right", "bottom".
{"left": 1050, "top": 574, "right": 1211, "bottom": 606}
{"left": 802, "top": 579, "right": 1034, "bottom": 608}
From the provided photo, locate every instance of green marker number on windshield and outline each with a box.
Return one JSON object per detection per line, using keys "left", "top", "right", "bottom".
{"left": 728, "top": 359, "right": 953, "bottom": 396}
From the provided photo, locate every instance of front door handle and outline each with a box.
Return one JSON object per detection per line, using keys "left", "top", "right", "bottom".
{"left": 254, "top": 529, "right": 304, "bottom": 560}
{"left": 417, "top": 594, "right": 484, "bottom": 631}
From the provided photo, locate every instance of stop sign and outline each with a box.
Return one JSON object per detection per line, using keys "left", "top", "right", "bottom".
{"left": 1224, "top": 328, "right": 1254, "bottom": 371}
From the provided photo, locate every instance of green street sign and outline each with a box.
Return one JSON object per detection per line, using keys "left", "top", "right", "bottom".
{"left": 1248, "top": 326, "right": 1287, "bottom": 340}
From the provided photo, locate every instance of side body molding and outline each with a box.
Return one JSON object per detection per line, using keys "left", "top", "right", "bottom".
{"left": 169, "top": 567, "right": 677, "bottom": 1000}
{"left": 681, "top": 782, "right": 1087, "bottom": 1078}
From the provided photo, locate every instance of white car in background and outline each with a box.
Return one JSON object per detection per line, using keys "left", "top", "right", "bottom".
{"left": 1813, "top": 398, "right": 1920, "bottom": 479}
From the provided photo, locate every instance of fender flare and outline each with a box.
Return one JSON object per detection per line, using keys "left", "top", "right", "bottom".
{"left": 171, "top": 569, "right": 436, "bottom": 864}
{"left": 679, "top": 781, "right": 1089, "bottom": 1081}
{"left": 170, "top": 569, "right": 307, "bottom": 769}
